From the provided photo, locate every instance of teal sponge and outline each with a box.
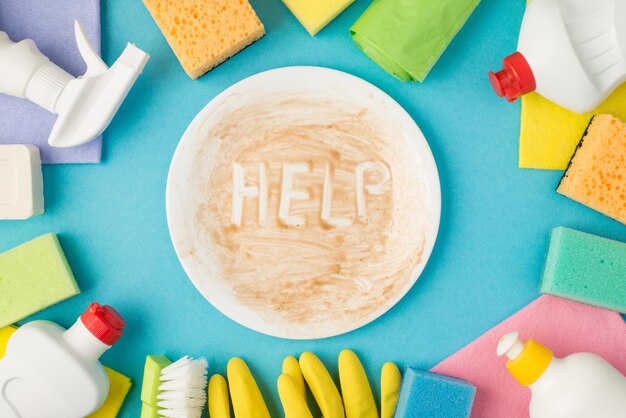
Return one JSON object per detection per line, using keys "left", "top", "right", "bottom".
{"left": 0, "top": 234, "right": 80, "bottom": 327}
{"left": 540, "top": 227, "right": 626, "bottom": 313}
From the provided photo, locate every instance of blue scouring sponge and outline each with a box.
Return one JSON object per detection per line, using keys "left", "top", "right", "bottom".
{"left": 394, "top": 367, "right": 476, "bottom": 418}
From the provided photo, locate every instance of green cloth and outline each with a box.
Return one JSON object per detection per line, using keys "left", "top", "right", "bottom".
{"left": 350, "top": 0, "right": 481, "bottom": 82}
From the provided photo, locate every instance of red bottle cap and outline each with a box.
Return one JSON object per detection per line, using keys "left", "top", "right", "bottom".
{"left": 489, "top": 52, "right": 536, "bottom": 102}
{"left": 81, "top": 302, "right": 126, "bottom": 346}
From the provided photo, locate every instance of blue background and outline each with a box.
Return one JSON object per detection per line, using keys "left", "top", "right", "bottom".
{"left": 2, "top": 0, "right": 626, "bottom": 416}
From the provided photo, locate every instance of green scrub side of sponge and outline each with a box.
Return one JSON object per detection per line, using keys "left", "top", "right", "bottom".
{"left": 0, "top": 233, "right": 80, "bottom": 328}
{"left": 540, "top": 227, "right": 626, "bottom": 313}
{"left": 140, "top": 355, "right": 173, "bottom": 418}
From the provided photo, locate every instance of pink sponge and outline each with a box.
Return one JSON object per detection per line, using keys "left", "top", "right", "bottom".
{"left": 431, "top": 295, "right": 626, "bottom": 418}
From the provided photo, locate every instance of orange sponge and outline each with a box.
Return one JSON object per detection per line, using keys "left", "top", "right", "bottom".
{"left": 558, "top": 114, "right": 626, "bottom": 225}
{"left": 143, "top": 0, "right": 265, "bottom": 79}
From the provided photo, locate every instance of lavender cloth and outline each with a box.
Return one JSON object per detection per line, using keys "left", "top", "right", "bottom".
{"left": 0, "top": 0, "right": 102, "bottom": 164}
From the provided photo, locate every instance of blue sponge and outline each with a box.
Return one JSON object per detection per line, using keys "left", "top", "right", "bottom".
{"left": 394, "top": 368, "right": 476, "bottom": 418}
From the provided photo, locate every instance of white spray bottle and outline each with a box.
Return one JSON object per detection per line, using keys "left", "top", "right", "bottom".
{"left": 497, "top": 331, "right": 626, "bottom": 418}
{"left": 488, "top": 0, "right": 626, "bottom": 113}
{"left": 0, "top": 21, "right": 149, "bottom": 148}
{"left": 0, "top": 303, "right": 126, "bottom": 418}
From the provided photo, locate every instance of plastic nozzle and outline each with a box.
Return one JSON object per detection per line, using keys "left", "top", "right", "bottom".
{"left": 497, "top": 332, "right": 525, "bottom": 359}
{"left": 0, "top": 32, "right": 12, "bottom": 50}
{"left": 119, "top": 43, "right": 150, "bottom": 73}
{"left": 489, "top": 52, "right": 536, "bottom": 102}
{"left": 81, "top": 302, "right": 126, "bottom": 346}
{"left": 497, "top": 331, "right": 553, "bottom": 386}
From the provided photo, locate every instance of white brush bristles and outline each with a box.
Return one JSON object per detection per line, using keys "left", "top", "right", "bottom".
{"left": 156, "top": 356, "right": 209, "bottom": 418}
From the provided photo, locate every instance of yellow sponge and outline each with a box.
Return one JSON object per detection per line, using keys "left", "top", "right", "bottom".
{"left": 143, "top": 0, "right": 265, "bottom": 79}
{"left": 519, "top": 81, "right": 626, "bottom": 170}
{"left": 0, "top": 326, "right": 131, "bottom": 418}
{"left": 282, "top": 0, "right": 355, "bottom": 36}
{"left": 0, "top": 325, "right": 17, "bottom": 358}
{"left": 88, "top": 368, "right": 132, "bottom": 418}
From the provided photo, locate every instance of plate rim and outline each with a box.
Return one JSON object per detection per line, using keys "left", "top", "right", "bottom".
{"left": 165, "top": 66, "right": 442, "bottom": 339}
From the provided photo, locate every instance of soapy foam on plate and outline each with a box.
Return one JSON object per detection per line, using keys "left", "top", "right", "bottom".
{"left": 193, "top": 95, "right": 427, "bottom": 327}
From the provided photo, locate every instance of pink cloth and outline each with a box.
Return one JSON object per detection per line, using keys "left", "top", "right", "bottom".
{"left": 432, "top": 295, "right": 626, "bottom": 418}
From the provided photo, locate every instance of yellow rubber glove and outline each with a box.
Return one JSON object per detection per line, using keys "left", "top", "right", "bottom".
{"left": 278, "top": 357, "right": 313, "bottom": 418}
{"left": 338, "top": 350, "right": 402, "bottom": 418}
{"left": 278, "top": 352, "right": 402, "bottom": 418}
{"left": 227, "top": 358, "right": 271, "bottom": 418}
{"left": 299, "top": 352, "right": 345, "bottom": 418}
{"left": 282, "top": 356, "right": 306, "bottom": 397}
{"left": 338, "top": 350, "right": 378, "bottom": 418}
{"left": 380, "top": 362, "right": 401, "bottom": 418}
{"left": 208, "top": 374, "right": 231, "bottom": 418}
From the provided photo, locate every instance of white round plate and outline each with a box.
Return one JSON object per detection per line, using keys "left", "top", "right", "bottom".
{"left": 166, "top": 67, "right": 441, "bottom": 339}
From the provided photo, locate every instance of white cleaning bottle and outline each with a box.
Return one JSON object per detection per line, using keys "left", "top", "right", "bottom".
{"left": 0, "top": 303, "right": 126, "bottom": 418}
{"left": 497, "top": 332, "right": 626, "bottom": 418}
{"left": 488, "top": 0, "right": 626, "bottom": 113}
{"left": 0, "top": 21, "right": 149, "bottom": 148}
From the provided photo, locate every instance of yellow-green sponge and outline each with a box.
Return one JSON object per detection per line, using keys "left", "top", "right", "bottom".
{"left": 0, "top": 234, "right": 79, "bottom": 328}
{"left": 540, "top": 227, "right": 626, "bottom": 313}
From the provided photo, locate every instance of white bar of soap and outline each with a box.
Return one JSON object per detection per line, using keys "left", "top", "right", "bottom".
{"left": 0, "top": 145, "right": 44, "bottom": 220}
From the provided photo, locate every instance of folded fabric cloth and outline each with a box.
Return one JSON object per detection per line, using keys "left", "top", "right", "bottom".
{"left": 350, "top": 0, "right": 480, "bottom": 82}
{"left": 0, "top": 0, "right": 102, "bottom": 164}
{"left": 431, "top": 295, "right": 626, "bottom": 418}
{"left": 519, "top": 76, "right": 626, "bottom": 171}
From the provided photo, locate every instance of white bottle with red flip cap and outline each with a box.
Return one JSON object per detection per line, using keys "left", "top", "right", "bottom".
{"left": 0, "top": 303, "right": 125, "bottom": 418}
{"left": 488, "top": 0, "right": 626, "bottom": 113}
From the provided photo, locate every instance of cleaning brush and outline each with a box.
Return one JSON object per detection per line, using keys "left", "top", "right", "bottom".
{"left": 140, "top": 355, "right": 209, "bottom": 418}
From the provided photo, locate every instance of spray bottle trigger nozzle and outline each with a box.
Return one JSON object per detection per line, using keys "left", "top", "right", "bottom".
{"left": 74, "top": 20, "right": 107, "bottom": 77}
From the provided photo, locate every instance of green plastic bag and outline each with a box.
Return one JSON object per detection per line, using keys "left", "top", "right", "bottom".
{"left": 350, "top": 0, "right": 481, "bottom": 82}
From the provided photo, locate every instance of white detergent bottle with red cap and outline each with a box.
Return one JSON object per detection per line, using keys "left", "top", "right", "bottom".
{"left": 497, "top": 332, "right": 626, "bottom": 418}
{"left": 488, "top": 0, "right": 626, "bottom": 113}
{"left": 0, "top": 303, "right": 125, "bottom": 418}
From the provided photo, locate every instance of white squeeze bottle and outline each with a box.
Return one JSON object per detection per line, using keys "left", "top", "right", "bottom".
{"left": 489, "top": 0, "right": 626, "bottom": 113}
{"left": 0, "top": 303, "right": 126, "bottom": 418}
{"left": 497, "top": 332, "right": 626, "bottom": 418}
